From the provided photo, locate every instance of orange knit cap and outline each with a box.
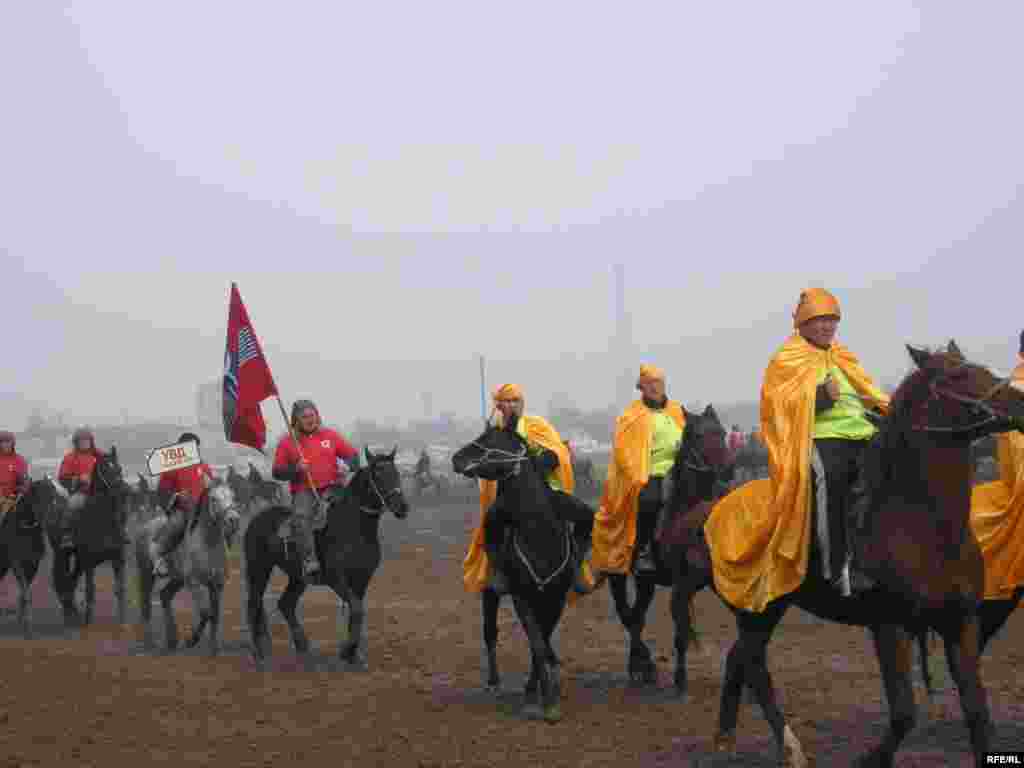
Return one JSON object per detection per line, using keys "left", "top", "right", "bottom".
{"left": 793, "top": 287, "right": 841, "bottom": 328}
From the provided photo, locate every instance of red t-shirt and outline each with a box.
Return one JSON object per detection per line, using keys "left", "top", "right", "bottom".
{"left": 0, "top": 453, "right": 29, "bottom": 497}
{"left": 273, "top": 428, "right": 356, "bottom": 494}
{"left": 58, "top": 451, "right": 99, "bottom": 484}
{"left": 158, "top": 463, "right": 213, "bottom": 503}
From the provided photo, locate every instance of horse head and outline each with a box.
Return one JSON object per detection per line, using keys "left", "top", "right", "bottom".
{"left": 451, "top": 425, "right": 529, "bottom": 482}
{"left": 93, "top": 446, "right": 127, "bottom": 497}
{"left": 900, "top": 341, "right": 1024, "bottom": 437}
{"left": 204, "top": 479, "right": 241, "bottom": 543}
{"left": 351, "top": 445, "right": 409, "bottom": 519}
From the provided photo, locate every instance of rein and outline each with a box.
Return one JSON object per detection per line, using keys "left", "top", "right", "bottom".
{"left": 460, "top": 440, "right": 530, "bottom": 480}
{"left": 916, "top": 367, "right": 1012, "bottom": 435}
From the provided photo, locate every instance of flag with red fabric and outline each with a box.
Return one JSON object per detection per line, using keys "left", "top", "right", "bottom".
{"left": 223, "top": 283, "right": 278, "bottom": 451}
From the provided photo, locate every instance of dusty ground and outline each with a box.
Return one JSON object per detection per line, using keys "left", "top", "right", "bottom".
{"left": 1, "top": 488, "right": 1022, "bottom": 768}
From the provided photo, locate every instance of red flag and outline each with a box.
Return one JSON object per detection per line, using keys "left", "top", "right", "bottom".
{"left": 222, "top": 283, "right": 278, "bottom": 451}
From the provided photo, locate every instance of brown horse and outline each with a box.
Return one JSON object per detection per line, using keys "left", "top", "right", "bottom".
{"left": 672, "top": 341, "right": 1024, "bottom": 767}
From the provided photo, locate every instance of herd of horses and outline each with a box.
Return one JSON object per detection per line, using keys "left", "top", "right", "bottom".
{"left": 2, "top": 342, "right": 1023, "bottom": 767}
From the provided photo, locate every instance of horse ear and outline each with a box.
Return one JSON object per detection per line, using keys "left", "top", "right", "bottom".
{"left": 703, "top": 404, "right": 718, "bottom": 420}
{"left": 907, "top": 344, "right": 931, "bottom": 369}
{"left": 389, "top": 445, "right": 397, "bottom": 460}
{"left": 364, "top": 445, "right": 375, "bottom": 463}
{"left": 109, "top": 445, "right": 118, "bottom": 460}
{"left": 947, "top": 338, "right": 964, "bottom": 359}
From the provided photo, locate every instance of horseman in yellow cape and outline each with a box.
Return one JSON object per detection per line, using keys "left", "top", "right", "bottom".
{"left": 463, "top": 384, "right": 594, "bottom": 594}
{"left": 590, "top": 364, "right": 687, "bottom": 577}
{"left": 969, "top": 333, "right": 1024, "bottom": 601}
{"left": 704, "top": 287, "right": 890, "bottom": 613}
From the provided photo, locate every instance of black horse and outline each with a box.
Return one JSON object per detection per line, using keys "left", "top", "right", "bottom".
{"left": 0, "top": 478, "right": 58, "bottom": 638}
{"left": 604, "top": 404, "right": 733, "bottom": 687}
{"left": 244, "top": 447, "right": 409, "bottom": 666}
{"left": 46, "top": 447, "right": 129, "bottom": 627}
{"left": 452, "top": 425, "right": 589, "bottom": 723}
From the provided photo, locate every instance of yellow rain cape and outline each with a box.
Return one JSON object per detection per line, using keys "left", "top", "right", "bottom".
{"left": 970, "top": 429, "right": 1024, "bottom": 600}
{"left": 462, "top": 415, "right": 574, "bottom": 592}
{"left": 590, "top": 400, "right": 686, "bottom": 575}
{"left": 703, "top": 333, "right": 889, "bottom": 613}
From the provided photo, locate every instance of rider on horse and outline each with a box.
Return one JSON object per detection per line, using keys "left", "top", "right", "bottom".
{"left": 0, "top": 430, "right": 30, "bottom": 520}
{"left": 590, "top": 364, "right": 687, "bottom": 576}
{"left": 714, "top": 287, "right": 890, "bottom": 606}
{"left": 57, "top": 427, "right": 110, "bottom": 548}
{"left": 272, "top": 399, "right": 358, "bottom": 580}
{"left": 479, "top": 383, "right": 593, "bottom": 594}
{"left": 149, "top": 432, "right": 214, "bottom": 578}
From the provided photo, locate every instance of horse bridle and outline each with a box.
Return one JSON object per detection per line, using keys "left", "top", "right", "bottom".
{"left": 919, "top": 365, "right": 1013, "bottom": 435}
{"left": 358, "top": 460, "right": 405, "bottom": 517}
{"left": 461, "top": 438, "right": 530, "bottom": 480}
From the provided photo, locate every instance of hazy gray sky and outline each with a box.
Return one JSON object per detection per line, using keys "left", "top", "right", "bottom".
{"left": 4, "top": 2, "right": 1022, "bottom": 434}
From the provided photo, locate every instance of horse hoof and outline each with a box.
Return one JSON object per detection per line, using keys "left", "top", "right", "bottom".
{"left": 674, "top": 687, "right": 689, "bottom": 703}
{"left": 781, "top": 725, "right": 808, "bottom": 768}
{"left": 543, "top": 703, "right": 562, "bottom": 723}
{"left": 522, "top": 702, "right": 544, "bottom": 721}
{"left": 484, "top": 683, "right": 501, "bottom": 696}
{"left": 712, "top": 731, "right": 737, "bottom": 755}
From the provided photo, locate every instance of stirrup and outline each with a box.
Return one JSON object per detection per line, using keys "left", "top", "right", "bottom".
{"left": 634, "top": 545, "right": 657, "bottom": 573}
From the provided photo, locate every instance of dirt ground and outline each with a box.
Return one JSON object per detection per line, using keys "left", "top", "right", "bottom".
{"left": 1, "top": 489, "right": 1021, "bottom": 768}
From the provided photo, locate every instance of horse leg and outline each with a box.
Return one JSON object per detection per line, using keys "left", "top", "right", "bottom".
{"left": 83, "top": 567, "right": 97, "bottom": 626}
{"left": 209, "top": 585, "right": 223, "bottom": 657}
{"left": 138, "top": 563, "right": 156, "bottom": 650}
{"left": 940, "top": 615, "right": 993, "bottom": 767}
{"left": 277, "top": 575, "right": 310, "bottom": 655}
{"left": 340, "top": 582, "right": 369, "bottom": 667}
{"left": 160, "top": 579, "right": 184, "bottom": 651}
{"left": 112, "top": 558, "right": 127, "bottom": 625}
{"left": 626, "top": 575, "right": 658, "bottom": 686}
{"left": 53, "top": 550, "right": 79, "bottom": 627}
{"left": 916, "top": 629, "right": 943, "bottom": 720}
{"left": 536, "top": 589, "right": 567, "bottom": 723}
{"left": 511, "top": 595, "right": 550, "bottom": 721}
{"left": 716, "top": 600, "right": 801, "bottom": 766}
{"left": 14, "top": 562, "right": 33, "bottom": 640}
{"left": 246, "top": 562, "right": 273, "bottom": 661}
{"left": 185, "top": 579, "right": 211, "bottom": 651}
{"left": 482, "top": 588, "right": 501, "bottom": 691}
{"left": 853, "top": 622, "right": 918, "bottom": 768}
{"left": 670, "top": 577, "right": 698, "bottom": 699}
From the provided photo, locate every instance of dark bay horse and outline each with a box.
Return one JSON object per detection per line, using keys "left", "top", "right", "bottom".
{"left": 451, "top": 425, "right": 588, "bottom": 723}
{"left": 0, "top": 478, "right": 59, "bottom": 638}
{"left": 672, "top": 342, "right": 1024, "bottom": 767}
{"left": 244, "top": 447, "right": 409, "bottom": 666}
{"left": 46, "top": 447, "right": 129, "bottom": 627}
{"left": 605, "top": 405, "right": 733, "bottom": 687}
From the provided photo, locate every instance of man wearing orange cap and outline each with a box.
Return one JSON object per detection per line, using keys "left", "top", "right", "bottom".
{"left": 590, "top": 364, "right": 687, "bottom": 575}
{"left": 704, "top": 288, "right": 889, "bottom": 611}
{"left": 464, "top": 383, "right": 593, "bottom": 594}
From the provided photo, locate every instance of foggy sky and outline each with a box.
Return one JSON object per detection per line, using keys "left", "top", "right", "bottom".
{"left": 3, "top": 2, "right": 1022, "bottom": 434}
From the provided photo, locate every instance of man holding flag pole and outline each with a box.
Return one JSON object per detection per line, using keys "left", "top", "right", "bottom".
{"left": 219, "top": 282, "right": 356, "bottom": 581}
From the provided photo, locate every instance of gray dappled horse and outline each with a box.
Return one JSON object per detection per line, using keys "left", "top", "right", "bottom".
{"left": 0, "top": 478, "right": 59, "bottom": 638}
{"left": 134, "top": 480, "right": 241, "bottom": 655}
{"left": 244, "top": 447, "right": 409, "bottom": 666}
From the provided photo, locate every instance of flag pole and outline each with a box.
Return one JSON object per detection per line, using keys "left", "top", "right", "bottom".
{"left": 479, "top": 354, "right": 487, "bottom": 426}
